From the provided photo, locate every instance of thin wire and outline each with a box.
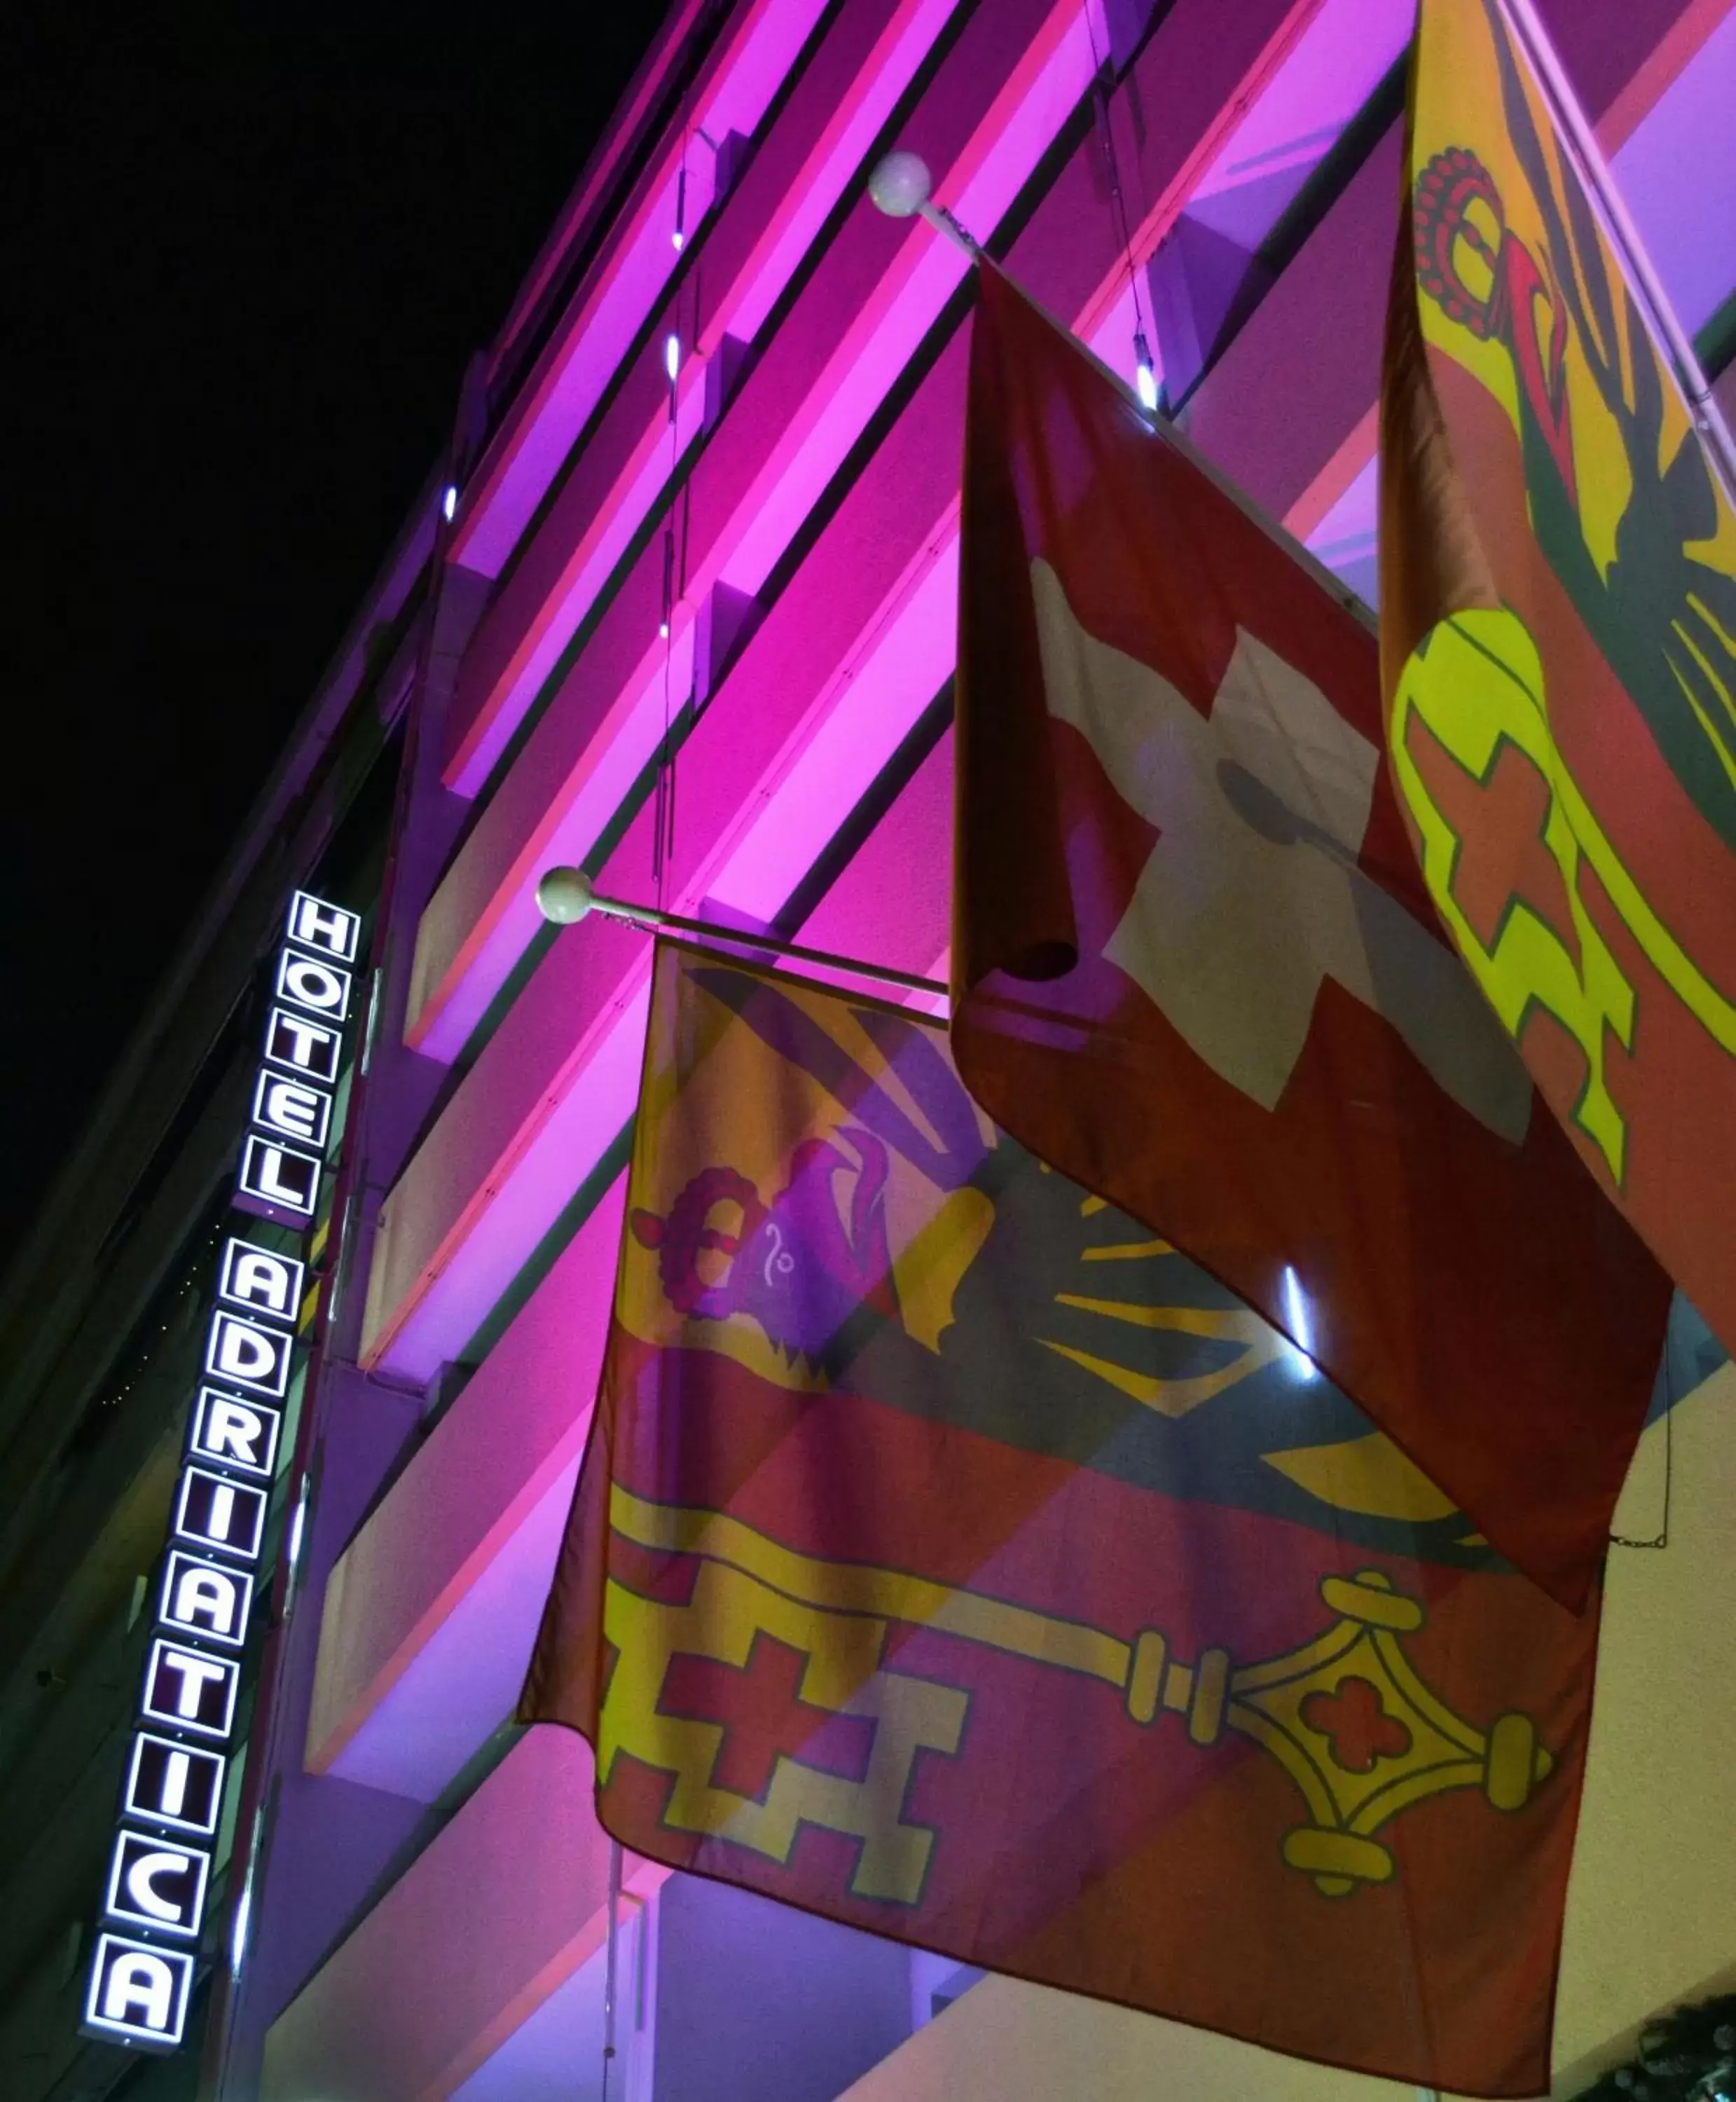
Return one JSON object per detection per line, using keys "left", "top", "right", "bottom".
{"left": 654, "top": 297, "right": 680, "bottom": 904}
{"left": 1081, "top": 4, "right": 1152, "bottom": 359}
{"left": 601, "top": 1839, "right": 624, "bottom": 2099}
{"left": 1497, "top": 0, "right": 1736, "bottom": 503}
{"left": 670, "top": 465, "right": 693, "bottom": 865}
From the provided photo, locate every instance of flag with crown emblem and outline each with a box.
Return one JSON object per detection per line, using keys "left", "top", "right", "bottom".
{"left": 522, "top": 940, "right": 1601, "bottom": 2096}
{"left": 1379, "top": 0, "right": 1736, "bottom": 1365}
{"left": 952, "top": 261, "right": 1669, "bottom": 1609}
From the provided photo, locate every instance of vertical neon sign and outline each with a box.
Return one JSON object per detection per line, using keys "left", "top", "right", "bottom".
{"left": 83, "top": 891, "right": 361, "bottom": 2051}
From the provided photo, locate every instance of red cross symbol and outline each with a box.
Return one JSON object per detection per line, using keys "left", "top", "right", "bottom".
{"left": 1403, "top": 709, "right": 1582, "bottom": 967}
{"left": 659, "top": 1633, "right": 877, "bottom": 1801}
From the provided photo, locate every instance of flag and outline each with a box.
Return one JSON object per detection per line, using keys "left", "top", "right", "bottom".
{"left": 522, "top": 940, "right": 1600, "bottom": 2097}
{"left": 952, "top": 263, "right": 1669, "bottom": 1608}
{"left": 1380, "top": 0, "right": 1736, "bottom": 1363}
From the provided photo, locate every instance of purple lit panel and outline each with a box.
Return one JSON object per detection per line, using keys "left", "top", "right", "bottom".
{"left": 442, "top": 0, "right": 969, "bottom": 804}
{"left": 1183, "top": 125, "right": 1400, "bottom": 530}
{"left": 366, "top": 970, "right": 650, "bottom": 1378}
{"left": 1613, "top": 0, "right": 1736, "bottom": 334}
{"left": 413, "top": 0, "right": 1088, "bottom": 1050}
{"left": 1306, "top": 450, "right": 1379, "bottom": 606}
{"left": 1550, "top": 0, "right": 1718, "bottom": 150}
{"left": 445, "top": 360, "right": 709, "bottom": 823}
{"left": 449, "top": 1937, "right": 616, "bottom": 2102}
{"left": 311, "top": 1180, "right": 623, "bottom": 1788}
{"left": 709, "top": 531, "right": 959, "bottom": 921}
{"left": 1187, "top": 0, "right": 1412, "bottom": 235}
{"left": 712, "top": 0, "right": 967, "bottom": 350}
{"left": 707, "top": 0, "right": 1098, "bottom": 606}
{"left": 409, "top": 619, "right": 696, "bottom": 1062}
{"left": 259, "top": 1728, "right": 661, "bottom": 2102}
{"left": 320, "top": 1460, "right": 577, "bottom": 1801}
{"left": 794, "top": 729, "right": 954, "bottom": 990}
{"left": 446, "top": 0, "right": 830, "bottom": 593}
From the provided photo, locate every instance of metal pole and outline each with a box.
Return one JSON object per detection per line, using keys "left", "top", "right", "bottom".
{"left": 601, "top": 1839, "right": 623, "bottom": 2101}
{"left": 917, "top": 198, "right": 981, "bottom": 259}
{"left": 1497, "top": 0, "right": 1736, "bottom": 501}
{"left": 595, "top": 895, "right": 949, "bottom": 998}
{"left": 537, "top": 867, "right": 950, "bottom": 1001}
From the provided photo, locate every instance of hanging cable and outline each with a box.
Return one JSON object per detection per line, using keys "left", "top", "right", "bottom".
{"left": 654, "top": 269, "right": 682, "bottom": 900}
{"left": 1082, "top": 4, "right": 1159, "bottom": 411}
{"left": 656, "top": 254, "right": 702, "bottom": 899}
{"left": 673, "top": 125, "right": 724, "bottom": 252}
{"left": 601, "top": 1839, "right": 624, "bottom": 2100}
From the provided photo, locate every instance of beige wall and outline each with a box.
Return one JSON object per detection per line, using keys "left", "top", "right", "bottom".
{"left": 841, "top": 1360, "right": 1736, "bottom": 2102}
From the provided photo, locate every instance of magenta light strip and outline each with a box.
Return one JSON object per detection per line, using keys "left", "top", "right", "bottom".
{"left": 366, "top": 0, "right": 1353, "bottom": 1378}
{"left": 309, "top": 1180, "right": 623, "bottom": 1791}
{"left": 412, "top": 0, "right": 1366, "bottom": 1068}
{"left": 443, "top": 0, "right": 969, "bottom": 801}
{"left": 258, "top": 1729, "right": 665, "bottom": 2102}
{"left": 483, "top": 0, "right": 715, "bottom": 392}
{"left": 408, "top": 0, "right": 1103, "bottom": 1057}
{"left": 447, "top": 0, "right": 831, "bottom": 587}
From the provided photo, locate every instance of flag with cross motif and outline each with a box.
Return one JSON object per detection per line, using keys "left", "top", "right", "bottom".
{"left": 521, "top": 940, "right": 1601, "bottom": 2096}
{"left": 1379, "top": 0, "right": 1736, "bottom": 1368}
{"left": 952, "top": 261, "right": 1669, "bottom": 1609}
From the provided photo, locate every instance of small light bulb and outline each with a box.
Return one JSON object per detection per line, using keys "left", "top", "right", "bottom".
{"left": 230, "top": 1879, "right": 253, "bottom": 1976}
{"left": 671, "top": 228, "right": 684, "bottom": 252}
{"left": 664, "top": 332, "right": 680, "bottom": 384}
{"left": 1133, "top": 329, "right": 1159, "bottom": 413}
{"left": 659, "top": 619, "right": 670, "bottom": 640}
{"left": 442, "top": 483, "right": 458, "bottom": 522}
{"left": 285, "top": 1483, "right": 308, "bottom": 1579}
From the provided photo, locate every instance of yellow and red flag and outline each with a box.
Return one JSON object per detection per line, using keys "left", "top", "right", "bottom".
{"left": 953, "top": 266, "right": 1667, "bottom": 1608}
{"left": 1381, "top": 0, "right": 1736, "bottom": 1360}
{"left": 523, "top": 940, "right": 1600, "bottom": 2096}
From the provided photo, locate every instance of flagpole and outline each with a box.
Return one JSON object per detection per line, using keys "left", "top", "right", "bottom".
{"left": 1497, "top": 0, "right": 1736, "bottom": 502}
{"left": 536, "top": 865, "right": 951, "bottom": 1001}
{"left": 601, "top": 1838, "right": 622, "bottom": 2101}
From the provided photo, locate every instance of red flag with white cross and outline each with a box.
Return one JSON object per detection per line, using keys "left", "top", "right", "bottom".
{"left": 951, "top": 264, "right": 1669, "bottom": 1608}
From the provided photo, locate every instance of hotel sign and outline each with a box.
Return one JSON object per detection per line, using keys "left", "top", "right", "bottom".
{"left": 83, "top": 891, "right": 359, "bottom": 2050}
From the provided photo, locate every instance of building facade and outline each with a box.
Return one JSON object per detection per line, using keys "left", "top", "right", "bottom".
{"left": 4, "top": 1, "right": 1735, "bottom": 2096}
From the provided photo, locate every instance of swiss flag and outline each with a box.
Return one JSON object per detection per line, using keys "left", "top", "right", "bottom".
{"left": 952, "top": 266, "right": 1669, "bottom": 1607}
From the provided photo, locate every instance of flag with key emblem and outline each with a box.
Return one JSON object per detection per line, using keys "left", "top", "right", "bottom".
{"left": 522, "top": 942, "right": 1601, "bottom": 2096}
{"left": 953, "top": 263, "right": 1669, "bottom": 1607}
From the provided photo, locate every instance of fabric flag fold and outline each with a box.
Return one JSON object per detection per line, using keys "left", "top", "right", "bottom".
{"left": 522, "top": 940, "right": 1599, "bottom": 2098}
{"left": 952, "top": 261, "right": 1669, "bottom": 1608}
{"left": 1379, "top": 0, "right": 1736, "bottom": 1362}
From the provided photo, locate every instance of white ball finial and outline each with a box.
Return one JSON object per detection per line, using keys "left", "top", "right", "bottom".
{"left": 537, "top": 866, "right": 596, "bottom": 924}
{"left": 869, "top": 149, "right": 932, "bottom": 219}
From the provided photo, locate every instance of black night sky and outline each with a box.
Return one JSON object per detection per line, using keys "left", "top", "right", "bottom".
{"left": 1, "top": 1, "right": 670, "bottom": 1261}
